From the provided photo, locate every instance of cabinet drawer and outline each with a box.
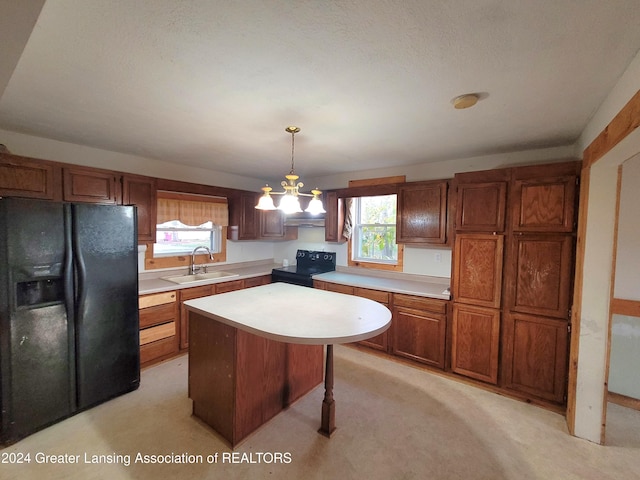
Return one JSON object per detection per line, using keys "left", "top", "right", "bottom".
{"left": 140, "top": 322, "right": 176, "bottom": 345}
{"left": 354, "top": 287, "right": 389, "bottom": 304}
{"left": 140, "top": 336, "right": 178, "bottom": 365}
{"left": 139, "top": 291, "right": 176, "bottom": 309}
{"left": 325, "top": 283, "right": 354, "bottom": 295}
{"left": 393, "top": 293, "right": 446, "bottom": 314}
{"left": 179, "top": 285, "right": 214, "bottom": 302}
{"left": 215, "top": 279, "right": 245, "bottom": 294}
{"left": 244, "top": 275, "right": 271, "bottom": 288}
{"left": 139, "top": 302, "right": 176, "bottom": 329}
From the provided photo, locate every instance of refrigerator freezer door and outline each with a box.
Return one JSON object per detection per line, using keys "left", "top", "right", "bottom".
{"left": 72, "top": 203, "right": 140, "bottom": 410}
{"left": 0, "top": 198, "right": 73, "bottom": 444}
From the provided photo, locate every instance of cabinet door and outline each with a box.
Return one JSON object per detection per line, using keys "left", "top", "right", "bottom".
{"left": 397, "top": 181, "right": 448, "bottom": 244}
{"left": 511, "top": 175, "right": 577, "bottom": 233}
{"left": 455, "top": 181, "right": 507, "bottom": 232}
{"left": 502, "top": 312, "right": 568, "bottom": 403}
{"left": 452, "top": 234, "right": 504, "bottom": 308}
{"left": 63, "top": 166, "right": 120, "bottom": 204}
{"left": 506, "top": 234, "right": 573, "bottom": 319}
{"left": 451, "top": 303, "right": 500, "bottom": 384}
{"left": 238, "top": 192, "right": 259, "bottom": 240}
{"left": 179, "top": 285, "right": 214, "bottom": 350}
{"left": 122, "top": 174, "right": 157, "bottom": 242}
{"left": 393, "top": 307, "right": 446, "bottom": 369}
{"left": 324, "top": 191, "right": 345, "bottom": 242}
{"left": 259, "top": 209, "right": 285, "bottom": 238}
{"left": 0, "top": 154, "right": 61, "bottom": 200}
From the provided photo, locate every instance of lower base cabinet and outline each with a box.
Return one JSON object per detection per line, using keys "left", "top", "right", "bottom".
{"left": 501, "top": 312, "right": 568, "bottom": 403}
{"left": 451, "top": 303, "right": 500, "bottom": 384}
{"left": 392, "top": 294, "right": 447, "bottom": 369}
{"left": 139, "top": 291, "right": 179, "bottom": 367}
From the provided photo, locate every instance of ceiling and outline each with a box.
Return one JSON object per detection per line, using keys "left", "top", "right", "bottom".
{"left": 1, "top": 0, "right": 640, "bottom": 184}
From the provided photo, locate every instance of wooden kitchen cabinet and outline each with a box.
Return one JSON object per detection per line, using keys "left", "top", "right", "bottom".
{"left": 139, "top": 291, "right": 179, "bottom": 367}
{"left": 0, "top": 153, "right": 62, "bottom": 201}
{"left": 215, "top": 279, "right": 245, "bottom": 294}
{"left": 178, "top": 285, "right": 215, "bottom": 350}
{"left": 452, "top": 233, "right": 504, "bottom": 308}
{"left": 259, "top": 209, "right": 286, "bottom": 238}
{"left": 451, "top": 303, "right": 500, "bottom": 384}
{"left": 501, "top": 312, "right": 568, "bottom": 403}
{"left": 228, "top": 191, "right": 260, "bottom": 240}
{"left": 243, "top": 274, "right": 272, "bottom": 288}
{"left": 355, "top": 287, "right": 391, "bottom": 351}
{"left": 454, "top": 178, "right": 508, "bottom": 233}
{"left": 62, "top": 165, "right": 121, "bottom": 204}
{"left": 505, "top": 234, "right": 574, "bottom": 319}
{"left": 397, "top": 180, "right": 448, "bottom": 244}
{"left": 510, "top": 165, "right": 578, "bottom": 233}
{"left": 324, "top": 191, "right": 345, "bottom": 243}
{"left": 392, "top": 294, "right": 447, "bottom": 369}
{"left": 122, "top": 173, "right": 157, "bottom": 243}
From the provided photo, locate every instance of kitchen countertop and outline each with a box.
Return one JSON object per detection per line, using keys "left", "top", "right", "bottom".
{"left": 184, "top": 282, "right": 392, "bottom": 344}
{"left": 138, "top": 262, "right": 280, "bottom": 295}
{"left": 313, "top": 269, "right": 451, "bottom": 300}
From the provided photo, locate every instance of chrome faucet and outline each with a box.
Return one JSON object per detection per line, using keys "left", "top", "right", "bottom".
{"left": 190, "top": 246, "right": 214, "bottom": 274}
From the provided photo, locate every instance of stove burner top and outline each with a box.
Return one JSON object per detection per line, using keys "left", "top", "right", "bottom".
{"left": 271, "top": 249, "right": 336, "bottom": 287}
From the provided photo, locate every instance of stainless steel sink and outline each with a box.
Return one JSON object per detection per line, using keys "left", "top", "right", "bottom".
{"left": 162, "top": 271, "right": 239, "bottom": 284}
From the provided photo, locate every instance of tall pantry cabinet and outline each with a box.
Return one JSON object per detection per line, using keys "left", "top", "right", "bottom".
{"left": 451, "top": 161, "right": 580, "bottom": 405}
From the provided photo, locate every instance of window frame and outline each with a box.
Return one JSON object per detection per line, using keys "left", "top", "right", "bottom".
{"left": 345, "top": 190, "right": 404, "bottom": 272}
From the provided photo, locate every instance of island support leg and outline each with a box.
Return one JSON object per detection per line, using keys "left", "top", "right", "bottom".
{"left": 319, "top": 344, "right": 336, "bottom": 437}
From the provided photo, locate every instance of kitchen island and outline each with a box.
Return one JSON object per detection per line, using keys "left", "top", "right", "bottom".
{"left": 185, "top": 282, "right": 391, "bottom": 446}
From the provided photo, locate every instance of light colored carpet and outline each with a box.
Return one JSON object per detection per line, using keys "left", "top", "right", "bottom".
{"left": 1, "top": 345, "right": 638, "bottom": 479}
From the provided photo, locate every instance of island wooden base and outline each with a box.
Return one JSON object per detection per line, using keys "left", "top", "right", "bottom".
{"left": 188, "top": 311, "right": 324, "bottom": 447}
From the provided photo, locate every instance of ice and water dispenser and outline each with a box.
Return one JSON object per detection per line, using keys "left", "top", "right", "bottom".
{"left": 14, "top": 264, "right": 65, "bottom": 308}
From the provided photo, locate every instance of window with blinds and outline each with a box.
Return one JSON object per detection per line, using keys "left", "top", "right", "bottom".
{"left": 155, "top": 191, "right": 229, "bottom": 255}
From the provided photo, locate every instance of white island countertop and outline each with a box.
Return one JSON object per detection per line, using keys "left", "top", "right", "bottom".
{"left": 184, "top": 282, "right": 392, "bottom": 345}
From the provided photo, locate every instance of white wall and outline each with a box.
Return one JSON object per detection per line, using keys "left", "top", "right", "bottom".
{"left": 614, "top": 154, "right": 640, "bottom": 300}
{"left": 608, "top": 153, "right": 640, "bottom": 399}
{"left": 306, "top": 146, "right": 576, "bottom": 190}
{"left": 572, "top": 47, "right": 640, "bottom": 444}
{"left": 0, "top": 128, "right": 262, "bottom": 191}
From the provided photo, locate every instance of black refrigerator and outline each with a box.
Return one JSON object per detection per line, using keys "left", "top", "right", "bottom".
{"left": 0, "top": 197, "right": 140, "bottom": 445}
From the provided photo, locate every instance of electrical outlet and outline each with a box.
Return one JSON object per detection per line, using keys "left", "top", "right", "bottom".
{"left": 434, "top": 252, "right": 442, "bottom": 263}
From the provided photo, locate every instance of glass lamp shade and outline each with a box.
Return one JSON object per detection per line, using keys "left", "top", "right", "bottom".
{"left": 304, "top": 197, "right": 326, "bottom": 214}
{"left": 255, "top": 193, "right": 276, "bottom": 210}
{"left": 278, "top": 194, "right": 302, "bottom": 214}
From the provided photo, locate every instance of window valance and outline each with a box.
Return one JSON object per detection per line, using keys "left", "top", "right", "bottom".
{"left": 157, "top": 191, "right": 228, "bottom": 226}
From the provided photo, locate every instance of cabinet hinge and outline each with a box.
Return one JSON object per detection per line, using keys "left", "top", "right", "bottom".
{"left": 567, "top": 323, "right": 572, "bottom": 334}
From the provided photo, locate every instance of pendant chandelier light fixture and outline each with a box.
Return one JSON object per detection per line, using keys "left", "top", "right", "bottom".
{"left": 255, "top": 126, "right": 326, "bottom": 215}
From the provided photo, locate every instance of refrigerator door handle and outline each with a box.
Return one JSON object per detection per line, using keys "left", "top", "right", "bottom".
{"left": 71, "top": 212, "right": 88, "bottom": 320}
{"left": 63, "top": 205, "right": 75, "bottom": 323}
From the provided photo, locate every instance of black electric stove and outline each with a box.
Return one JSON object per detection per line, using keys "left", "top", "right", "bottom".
{"left": 271, "top": 249, "right": 336, "bottom": 287}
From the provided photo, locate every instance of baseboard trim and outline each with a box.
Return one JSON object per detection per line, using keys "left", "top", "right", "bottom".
{"left": 608, "top": 391, "right": 640, "bottom": 411}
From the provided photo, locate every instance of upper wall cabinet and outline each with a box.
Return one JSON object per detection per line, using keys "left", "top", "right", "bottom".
{"left": 324, "top": 191, "right": 345, "bottom": 243}
{"left": 62, "top": 166, "right": 121, "bottom": 204}
{"left": 228, "top": 192, "right": 260, "bottom": 240}
{"left": 454, "top": 169, "right": 510, "bottom": 233}
{"left": 0, "top": 153, "right": 62, "bottom": 201}
{"left": 122, "top": 174, "right": 157, "bottom": 243}
{"left": 1, "top": 154, "right": 158, "bottom": 243}
{"left": 397, "top": 180, "right": 448, "bottom": 244}
{"left": 510, "top": 171, "right": 578, "bottom": 233}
